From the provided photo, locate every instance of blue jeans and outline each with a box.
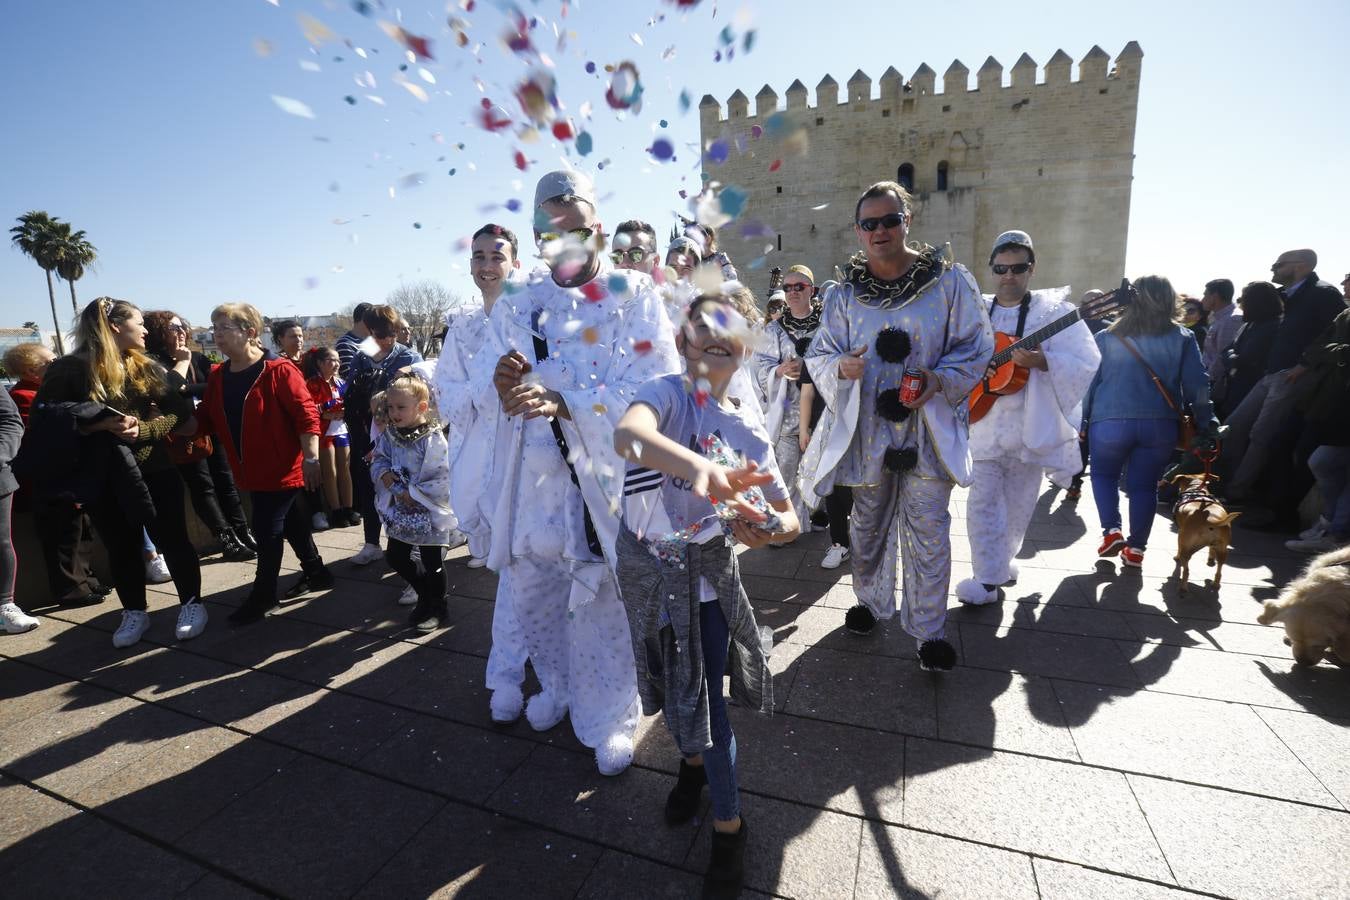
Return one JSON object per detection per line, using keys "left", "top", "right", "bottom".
{"left": 1309, "top": 446, "right": 1350, "bottom": 537}
{"left": 1089, "top": 418, "right": 1178, "bottom": 550}
{"left": 695, "top": 599, "right": 739, "bottom": 822}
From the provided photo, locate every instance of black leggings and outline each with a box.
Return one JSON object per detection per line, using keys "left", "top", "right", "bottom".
{"left": 248, "top": 489, "right": 322, "bottom": 604}
{"left": 90, "top": 467, "right": 202, "bottom": 611}
{"left": 32, "top": 497, "right": 98, "bottom": 601}
{"left": 825, "top": 485, "right": 853, "bottom": 547}
{"left": 178, "top": 442, "right": 248, "bottom": 534}
{"left": 385, "top": 539, "right": 445, "bottom": 614}
{"left": 0, "top": 493, "right": 15, "bottom": 606}
{"left": 348, "top": 431, "right": 381, "bottom": 545}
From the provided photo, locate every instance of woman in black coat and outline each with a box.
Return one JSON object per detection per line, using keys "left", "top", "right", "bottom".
{"left": 1214, "top": 282, "right": 1283, "bottom": 420}
{"left": 144, "top": 310, "right": 256, "bottom": 560}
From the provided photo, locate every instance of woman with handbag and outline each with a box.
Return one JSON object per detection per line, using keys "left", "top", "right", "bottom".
{"left": 144, "top": 311, "right": 256, "bottom": 561}
{"left": 35, "top": 298, "right": 207, "bottom": 647}
{"left": 1082, "top": 276, "right": 1218, "bottom": 568}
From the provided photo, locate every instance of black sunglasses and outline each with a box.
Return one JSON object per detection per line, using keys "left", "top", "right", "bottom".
{"left": 991, "top": 263, "right": 1032, "bottom": 275}
{"left": 857, "top": 213, "right": 905, "bottom": 232}
{"left": 610, "top": 248, "right": 650, "bottom": 264}
{"left": 783, "top": 283, "right": 812, "bottom": 293}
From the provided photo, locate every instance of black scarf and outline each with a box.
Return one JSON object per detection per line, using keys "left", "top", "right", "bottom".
{"left": 842, "top": 242, "right": 950, "bottom": 309}
{"left": 779, "top": 305, "right": 821, "bottom": 343}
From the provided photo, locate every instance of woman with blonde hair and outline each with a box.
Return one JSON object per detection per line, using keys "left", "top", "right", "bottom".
{"left": 1082, "top": 276, "right": 1218, "bottom": 568}
{"left": 195, "top": 302, "right": 332, "bottom": 624}
{"left": 35, "top": 297, "right": 205, "bottom": 647}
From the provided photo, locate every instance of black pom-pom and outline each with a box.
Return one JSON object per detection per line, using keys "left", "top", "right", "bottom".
{"left": 875, "top": 327, "right": 911, "bottom": 365}
{"left": 918, "top": 638, "right": 957, "bottom": 671}
{"left": 883, "top": 447, "right": 918, "bottom": 473}
{"left": 792, "top": 335, "right": 813, "bottom": 357}
{"left": 844, "top": 604, "right": 877, "bottom": 635}
{"left": 875, "top": 388, "right": 911, "bottom": 422}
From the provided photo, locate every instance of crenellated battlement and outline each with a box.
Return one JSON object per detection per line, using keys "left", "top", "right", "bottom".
{"left": 698, "top": 42, "right": 1143, "bottom": 128}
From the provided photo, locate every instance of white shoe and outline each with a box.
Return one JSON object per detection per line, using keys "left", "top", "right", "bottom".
{"left": 1285, "top": 535, "right": 1341, "bottom": 554}
{"left": 1297, "top": 517, "right": 1330, "bottom": 541}
{"left": 466, "top": 556, "right": 488, "bottom": 569}
{"left": 956, "top": 577, "right": 1003, "bottom": 606}
{"left": 396, "top": 584, "right": 419, "bottom": 606}
{"left": 595, "top": 733, "right": 634, "bottom": 777}
{"left": 447, "top": 529, "right": 468, "bottom": 550}
{"left": 490, "top": 685, "right": 524, "bottom": 724}
{"left": 144, "top": 555, "right": 172, "bottom": 584}
{"left": 1, "top": 602, "right": 39, "bottom": 634}
{"left": 350, "top": 543, "right": 383, "bottom": 565}
{"left": 1006, "top": 562, "right": 1019, "bottom": 585}
{"left": 524, "top": 690, "right": 568, "bottom": 732}
{"left": 311, "top": 511, "right": 330, "bottom": 531}
{"left": 174, "top": 600, "right": 208, "bottom": 641}
{"left": 112, "top": 609, "right": 151, "bottom": 648}
{"left": 820, "top": 544, "right": 850, "bottom": 570}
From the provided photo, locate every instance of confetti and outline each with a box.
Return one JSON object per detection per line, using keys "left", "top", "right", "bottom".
{"left": 514, "top": 71, "right": 559, "bottom": 125}
{"left": 582, "top": 327, "right": 599, "bottom": 344}
{"left": 551, "top": 120, "right": 574, "bottom": 140}
{"left": 300, "top": 60, "right": 322, "bottom": 72}
{"left": 580, "top": 281, "right": 606, "bottom": 302}
{"left": 705, "top": 139, "right": 729, "bottom": 165}
{"left": 399, "top": 81, "right": 429, "bottom": 102}
{"left": 513, "top": 150, "right": 528, "bottom": 170}
{"left": 271, "top": 95, "right": 316, "bottom": 119}
{"left": 811, "top": 203, "right": 829, "bottom": 211}
{"left": 344, "top": 95, "right": 357, "bottom": 105}
{"left": 413, "top": 222, "right": 423, "bottom": 229}
{"left": 379, "top": 22, "right": 434, "bottom": 60}
{"left": 678, "top": 90, "right": 691, "bottom": 113}
{"left": 604, "top": 61, "right": 643, "bottom": 112}
{"left": 253, "top": 38, "right": 274, "bottom": 57}
{"left": 629, "top": 33, "right": 644, "bottom": 46}
{"left": 477, "top": 98, "right": 513, "bottom": 132}
{"left": 592, "top": 403, "right": 608, "bottom": 415}
{"left": 575, "top": 130, "right": 594, "bottom": 156}
{"left": 585, "top": 61, "right": 596, "bottom": 74}
{"left": 505, "top": 198, "right": 522, "bottom": 212}
{"left": 633, "top": 339, "right": 653, "bottom": 354}
{"left": 659, "top": 119, "right": 669, "bottom": 128}
{"left": 297, "top": 13, "right": 335, "bottom": 46}
{"left": 418, "top": 67, "right": 436, "bottom": 84}
{"left": 352, "top": 1, "right": 374, "bottom": 15}
{"left": 751, "top": 125, "right": 762, "bottom": 138}
{"left": 398, "top": 172, "right": 426, "bottom": 188}
{"left": 650, "top": 137, "right": 675, "bottom": 161}
{"left": 768, "top": 159, "right": 782, "bottom": 172}
{"left": 448, "top": 168, "right": 456, "bottom": 175}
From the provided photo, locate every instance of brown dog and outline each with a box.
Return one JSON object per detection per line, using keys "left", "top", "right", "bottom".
{"left": 1258, "top": 545, "right": 1350, "bottom": 666}
{"left": 1170, "top": 474, "right": 1240, "bottom": 594}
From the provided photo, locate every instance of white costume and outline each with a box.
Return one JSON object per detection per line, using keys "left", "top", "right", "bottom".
{"left": 485, "top": 261, "right": 680, "bottom": 772}
{"left": 804, "top": 246, "right": 993, "bottom": 642}
{"left": 752, "top": 311, "right": 821, "bottom": 523}
{"left": 959, "top": 287, "right": 1101, "bottom": 601}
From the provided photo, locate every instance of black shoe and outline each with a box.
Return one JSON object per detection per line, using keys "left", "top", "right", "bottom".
{"left": 305, "top": 565, "right": 335, "bottom": 591}
{"left": 918, "top": 638, "right": 957, "bottom": 672}
{"left": 665, "top": 759, "right": 708, "bottom": 825}
{"left": 233, "top": 526, "right": 259, "bottom": 553}
{"left": 702, "top": 819, "right": 748, "bottom": 900}
{"left": 60, "top": 591, "right": 105, "bottom": 607}
{"left": 228, "top": 597, "right": 277, "bottom": 625}
{"left": 216, "top": 528, "right": 257, "bottom": 562}
{"left": 844, "top": 604, "right": 876, "bottom": 635}
{"left": 283, "top": 576, "right": 315, "bottom": 600}
{"left": 343, "top": 509, "right": 362, "bottom": 527}
{"left": 90, "top": 582, "right": 114, "bottom": 597}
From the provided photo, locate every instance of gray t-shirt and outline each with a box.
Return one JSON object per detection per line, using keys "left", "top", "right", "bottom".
{"left": 622, "top": 374, "right": 789, "bottom": 548}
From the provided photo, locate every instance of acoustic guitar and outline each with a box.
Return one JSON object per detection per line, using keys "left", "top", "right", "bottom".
{"left": 968, "top": 278, "right": 1136, "bottom": 424}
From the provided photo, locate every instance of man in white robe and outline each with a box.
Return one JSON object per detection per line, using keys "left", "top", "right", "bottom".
{"left": 956, "top": 231, "right": 1101, "bottom": 606}
{"left": 803, "top": 181, "right": 993, "bottom": 672}
{"left": 488, "top": 170, "right": 681, "bottom": 774}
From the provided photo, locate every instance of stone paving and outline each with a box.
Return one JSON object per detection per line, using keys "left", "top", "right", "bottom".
{"left": 2, "top": 482, "right": 1348, "bottom": 899}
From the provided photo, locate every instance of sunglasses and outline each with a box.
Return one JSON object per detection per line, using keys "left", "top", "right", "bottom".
{"left": 991, "top": 263, "right": 1033, "bottom": 275}
{"left": 783, "top": 283, "right": 812, "bottom": 293}
{"left": 537, "top": 227, "right": 596, "bottom": 245}
{"left": 857, "top": 213, "right": 905, "bottom": 232}
{"left": 610, "top": 248, "right": 650, "bottom": 264}
{"left": 167, "top": 323, "right": 187, "bottom": 333}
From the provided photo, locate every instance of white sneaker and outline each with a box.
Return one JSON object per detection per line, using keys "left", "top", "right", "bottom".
{"left": 311, "top": 511, "right": 330, "bottom": 531}
{"left": 112, "top": 609, "right": 151, "bottom": 648}
{"left": 1297, "top": 517, "right": 1330, "bottom": 541}
{"left": 1, "top": 602, "right": 39, "bottom": 634}
{"left": 447, "top": 529, "right": 468, "bottom": 550}
{"left": 820, "top": 544, "right": 850, "bottom": 570}
{"left": 1285, "top": 535, "right": 1341, "bottom": 554}
{"left": 595, "top": 733, "right": 634, "bottom": 777}
{"left": 466, "top": 556, "right": 488, "bottom": 569}
{"left": 397, "top": 584, "right": 419, "bottom": 606}
{"left": 351, "top": 543, "right": 383, "bottom": 565}
{"left": 174, "top": 600, "right": 208, "bottom": 641}
{"left": 144, "top": 555, "right": 172, "bottom": 584}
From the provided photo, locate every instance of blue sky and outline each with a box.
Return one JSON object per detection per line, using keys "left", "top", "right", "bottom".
{"left": 2, "top": 0, "right": 1347, "bottom": 334}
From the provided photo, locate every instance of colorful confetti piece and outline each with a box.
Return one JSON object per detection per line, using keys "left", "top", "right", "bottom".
{"left": 271, "top": 95, "right": 316, "bottom": 119}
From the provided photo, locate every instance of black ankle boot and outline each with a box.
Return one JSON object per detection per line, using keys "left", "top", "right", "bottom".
{"left": 233, "top": 525, "right": 259, "bottom": 553}
{"left": 217, "top": 528, "right": 257, "bottom": 562}
{"left": 702, "top": 818, "right": 747, "bottom": 899}
{"left": 665, "top": 759, "right": 708, "bottom": 825}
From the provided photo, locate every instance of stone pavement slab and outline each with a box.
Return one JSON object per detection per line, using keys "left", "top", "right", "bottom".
{"left": 1251, "top": 707, "right": 1350, "bottom": 810}
{"left": 854, "top": 823, "right": 1039, "bottom": 899}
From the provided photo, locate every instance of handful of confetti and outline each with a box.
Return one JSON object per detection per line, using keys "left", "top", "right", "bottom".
{"left": 698, "top": 434, "right": 783, "bottom": 533}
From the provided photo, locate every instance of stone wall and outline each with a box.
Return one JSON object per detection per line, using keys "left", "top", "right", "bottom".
{"left": 699, "top": 43, "right": 1142, "bottom": 300}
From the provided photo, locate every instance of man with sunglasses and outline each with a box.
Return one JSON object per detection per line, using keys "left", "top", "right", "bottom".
{"left": 956, "top": 230, "right": 1100, "bottom": 608}
{"left": 485, "top": 169, "right": 681, "bottom": 775}
{"left": 802, "top": 180, "right": 993, "bottom": 671}
{"left": 610, "top": 220, "right": 658, "bottom": 276}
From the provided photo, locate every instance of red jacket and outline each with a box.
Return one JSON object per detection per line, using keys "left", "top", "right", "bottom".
{"left": 9, "top": 378, "right": 39, "bottom": 425}
{"left": 197, "top": 354, "right": 320, "bottom": 491}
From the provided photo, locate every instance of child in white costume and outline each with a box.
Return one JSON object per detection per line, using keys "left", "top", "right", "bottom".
{"left": 487, "top": 170, "right": 681, "bottom": 775}
{"left": 958, "top": 231, "right": 1102, "bottom": 606}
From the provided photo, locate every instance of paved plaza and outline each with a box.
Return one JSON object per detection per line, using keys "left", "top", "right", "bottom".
{"left": 2, "top": 482, "right": 1348, "bottom": 899}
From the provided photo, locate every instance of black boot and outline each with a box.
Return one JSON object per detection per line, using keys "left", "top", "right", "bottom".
{"left": 233, "top": 525, "right": 259, "bottom": 553}
{"left": 217, "top": 528, "right": 257, "bottom": 562}
{"left": 702, "top": 818, "right": 747, "bottom": 900}
{"left": 285, "top": 559, "right": 335, "bottom": 600}
{"left": 228, "top": 593, "right": 277, "bottom": 625}
{"left": 665, "top": 759, "right": 708, "bottom": 825}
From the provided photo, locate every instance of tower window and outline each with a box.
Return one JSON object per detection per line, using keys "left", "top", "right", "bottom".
{"left": 777, "top": 234, "right": 782, "bottom": 252}
{"left": 776, "top": 185, "right": 782, "bottom": 194}
{"left": 897, "top": 163, "right": 915, "bottom": 192}
{"left": 815, "top": 116, "right": 824, "bottom": 126}
{"left": 936, "top": 160, "right": 949, "bottom": 191}
{"left": 882, "top": 108, "right": 890, "bottom": 118}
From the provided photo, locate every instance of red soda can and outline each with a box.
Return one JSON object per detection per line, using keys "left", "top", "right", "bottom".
{"left": 899, "top": 367, "right": 926, "bottom": 405}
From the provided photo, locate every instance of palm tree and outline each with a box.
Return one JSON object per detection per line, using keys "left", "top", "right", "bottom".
{"left": 9, "top": 211, "right": 65, "bottom": 354}
{"left": 47, "top": 221, "right": 98, "bottom": 313}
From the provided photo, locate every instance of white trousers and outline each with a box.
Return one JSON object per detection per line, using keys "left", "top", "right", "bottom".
{"left": 495, "top": 555, "right": 638, "bottom": 749}
{"left": 965, "top": 457, "right": 1043, "bottom": 587}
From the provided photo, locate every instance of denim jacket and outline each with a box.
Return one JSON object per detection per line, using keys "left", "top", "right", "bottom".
{"left": 1083, "top": 325, "right": 1216, "bottom": 431}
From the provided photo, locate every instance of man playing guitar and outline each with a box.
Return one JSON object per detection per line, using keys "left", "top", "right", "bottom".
{"left": 957, "top": 230, "right": 1103, "bottom": 606}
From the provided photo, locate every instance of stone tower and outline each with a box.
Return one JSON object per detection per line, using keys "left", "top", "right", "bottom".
{"left": 698, "top": 43, "right": 1143, "bottom": 299}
